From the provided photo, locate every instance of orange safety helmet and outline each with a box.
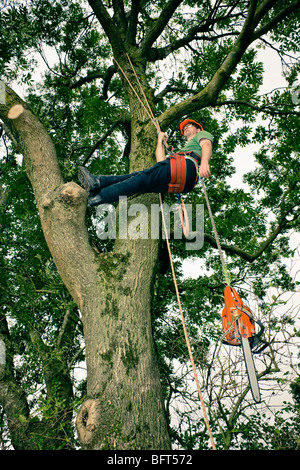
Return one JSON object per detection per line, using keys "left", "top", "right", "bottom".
{"left": 179, "top": 119, "right": 203, "bottom": 135}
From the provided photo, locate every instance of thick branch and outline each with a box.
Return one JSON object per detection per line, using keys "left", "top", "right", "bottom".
{"left": 252, "top": 0, "right": 279, "bottom": 26}
{"left": 252, "top": 0, "right": 300, "bottom": 40}
{"left": 156, "top": 0, "right": 300, "bottom": 128}
{"left": 0, "top": 87, "right": 62, "bottom": 203}
{"left": 87, "top": 0, "right": 125, "bottom": 55}
{"left": 0, "top": 84, "right": 104, "bottom": 309}
{"left": 157, "top": 1, "right": 258, "bottom": 129}
{"left": 127, "top": 0, "right": 141, "bottom": 45}
{"left": 140, "top": 0, "right": 184, "bottom": 56}
{"left": 112, "top": 0, "right": 127, "bottom": 33}
{"left": 147, "top": 14, "right": 242, "bottom": 62}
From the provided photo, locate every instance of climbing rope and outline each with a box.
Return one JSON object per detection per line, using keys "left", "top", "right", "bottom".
{"left": 114, "top": 54, "right": 217, "bottom": 450}
{"left": 178, "top": 194, "right": 190, "bottom": 238}
{"left": 200, "top": 179, "right": 231, "bottom": 287}
{"left": 114, "top": 54, "right": 160, "bottom": 133}
{"left": 159, "top": 194, "right": 217, "bottom": 450}
{"left": 115, "top": 56, "right": 190, "bottom": 235}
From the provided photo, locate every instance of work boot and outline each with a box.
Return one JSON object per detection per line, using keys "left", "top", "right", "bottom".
{"left": 88, "top": 192, "right": 104, "bottom": 207}
{"left": 78, "top": 166, "right": 102, "bottom": 193}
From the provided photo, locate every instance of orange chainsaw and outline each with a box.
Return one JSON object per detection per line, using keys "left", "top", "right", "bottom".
{"left": 200, "top": 177, "right": 268, "bottom": 403}
{"left": 222, "top": 286, "right": 268, "bottom": 403}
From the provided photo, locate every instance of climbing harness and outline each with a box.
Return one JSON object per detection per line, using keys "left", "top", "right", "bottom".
{"left": 114, "top": 53, "right": 217, "bottom": 450}
{"left": 167, "top": 151, "right": 199, "bottom": 237}
{"left": 168, "top": 153, "right": 187, "bottom": 193}
{"left": 167, "top": 151, "right": 200, "bottom": 194}
{"left": 200, "top": 178, "right": 268, "bottom": 403}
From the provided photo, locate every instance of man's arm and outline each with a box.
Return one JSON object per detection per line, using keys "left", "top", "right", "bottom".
{"left": 156, "top": 131, "right": 168, "bottom": 162}
{"left": 199, "top": 138, "right": 212, "bottom": 178}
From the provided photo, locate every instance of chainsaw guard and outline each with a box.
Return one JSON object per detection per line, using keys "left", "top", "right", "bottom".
{"left": 222, "top": 286, "right": 256, "bottom": 347}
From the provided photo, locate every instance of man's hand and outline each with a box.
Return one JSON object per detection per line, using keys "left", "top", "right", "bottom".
{"left": 157, "top": 131, "right": 168, "bottom": 146}
{"left": 199, "top": 162, "right": 211, "bottom": 178}
{"left": 156, "top": 131, "right": 168, "bottom": 162}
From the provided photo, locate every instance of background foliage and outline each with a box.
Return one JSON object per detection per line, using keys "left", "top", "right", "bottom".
{"left": 0, "top": 0, "right": 299, "bottom": 450}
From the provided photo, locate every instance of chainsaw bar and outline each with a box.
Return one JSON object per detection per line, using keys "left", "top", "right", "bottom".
{"left": 240, "top": 335, "right": 261, "bottom": 403}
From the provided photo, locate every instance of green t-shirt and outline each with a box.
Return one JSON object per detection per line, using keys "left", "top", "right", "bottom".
{"left": 180, "top": 130, "right": 213, "bottom": 156}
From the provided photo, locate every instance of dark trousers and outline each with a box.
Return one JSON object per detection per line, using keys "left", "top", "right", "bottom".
{"left": 98, "top": 158, "right": 197, "bottom": 203}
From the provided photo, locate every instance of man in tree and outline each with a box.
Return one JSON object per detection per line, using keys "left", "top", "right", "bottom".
{"left": 78, "top": 119, "right": 213, "bottom": 206}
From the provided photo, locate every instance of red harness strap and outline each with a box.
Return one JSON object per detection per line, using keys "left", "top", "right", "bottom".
{"left": 168, "top": 152, "right": 200, "bottom": 194}
{"left": 168, "top": 154, "right": 187, "bottom": 193}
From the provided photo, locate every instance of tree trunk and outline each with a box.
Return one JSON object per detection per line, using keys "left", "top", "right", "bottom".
{"left": 77, "top": 230, "right": 170, "bottom": 450}
{"left": 0, "top": 85, "right": 171, "bottom": 449}
{"left": 76, "top": 108, "right": 171, "bottom": 449}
